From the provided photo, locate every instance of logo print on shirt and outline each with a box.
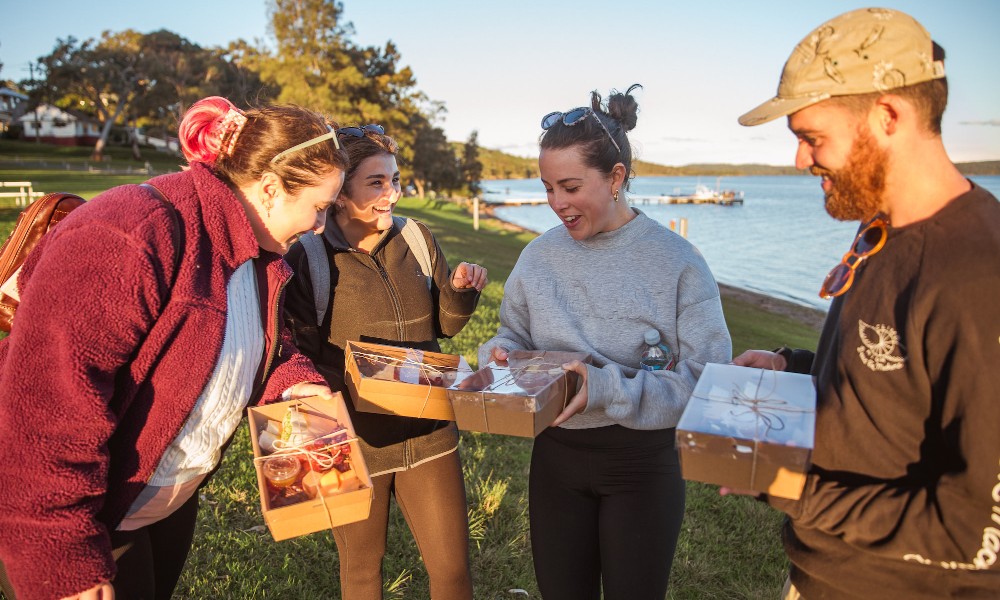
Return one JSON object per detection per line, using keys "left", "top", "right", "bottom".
{"left": 857, "top": 319, "right": 905, "bottom": 372}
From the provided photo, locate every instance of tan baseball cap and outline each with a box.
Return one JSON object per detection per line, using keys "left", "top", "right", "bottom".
{"left": 739, "top": 7, "right": 945, "bottom": 126}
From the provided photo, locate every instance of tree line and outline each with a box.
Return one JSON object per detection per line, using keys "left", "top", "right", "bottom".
{"left": 5, "top": 0, "right": 483, "bottom": 197}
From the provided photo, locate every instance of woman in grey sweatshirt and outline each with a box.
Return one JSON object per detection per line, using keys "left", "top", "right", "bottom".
{"left": 479, "top": 85, "right": 732, "bottom": 600}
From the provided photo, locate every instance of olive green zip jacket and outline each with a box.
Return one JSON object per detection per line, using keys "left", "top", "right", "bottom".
{"left": 284, "top": 217, "right": 480, "bottom": 475}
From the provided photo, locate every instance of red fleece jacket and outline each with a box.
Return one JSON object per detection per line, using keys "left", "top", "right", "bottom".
{"left": 0, "top": 163, "right": 323, "bottom": 600}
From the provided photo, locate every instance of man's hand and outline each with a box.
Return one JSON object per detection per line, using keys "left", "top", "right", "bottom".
{"left": 732, "top": 349, "right": 787, "bottom": 371}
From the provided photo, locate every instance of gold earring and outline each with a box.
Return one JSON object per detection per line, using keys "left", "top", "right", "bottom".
{"left": 613, "top": 190, "right": 620, "bottom": 203}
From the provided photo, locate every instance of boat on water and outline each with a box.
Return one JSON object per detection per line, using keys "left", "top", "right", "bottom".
{"left": 634, "top": 179, "right": 745, "bottom": 206}
{"left": 665, "top": 184, "right": 744, "bottom": 205}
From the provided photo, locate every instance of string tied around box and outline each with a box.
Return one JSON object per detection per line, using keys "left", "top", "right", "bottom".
{"left": 353, "top": 349, "right": 465, "bottom": 418}
{"left": 691, "top": 367, "right": 814, "bottom": 490}
{"left": 254, "top": 427, "right": 358, "bottom": 471}
{"left": 472, "top": 357, "right": 569, "bottom": 430}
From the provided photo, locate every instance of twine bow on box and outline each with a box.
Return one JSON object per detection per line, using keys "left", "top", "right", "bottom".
{"left": 254, "top": 401, "right": 363, "bottom": 525}
{"left": 691, "top": 368, "right": 814, "bottom": 489}
{"left": 354, "top": 349, "right": 470, "bottom": 418}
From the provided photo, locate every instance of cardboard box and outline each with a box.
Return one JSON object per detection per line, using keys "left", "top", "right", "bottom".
{"left": 344, "top": 341, "right": 471, "bottom": 420}
{"left": 446, "top": 350, "right": 590, "bottom": 438}
{"left": 676, "top": 363, "right": 815, "bottom": 499}
{"left": 248, "top": 395, "right": 373, "bottom": 541}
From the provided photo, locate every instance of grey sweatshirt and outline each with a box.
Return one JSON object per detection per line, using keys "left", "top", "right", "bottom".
{"left": 479, "top": 211, "right": 732, "bottom": 430}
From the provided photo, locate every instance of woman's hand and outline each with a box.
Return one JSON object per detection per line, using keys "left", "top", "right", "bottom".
{"left": 61, "top": 582, "right": 114, "bottom": 600}
{"left": 719, "top": 487, "right": 762, "bottom": 499}
{"left": 286, "top": 382, "right": 338, "bottom": 401}
{"left": 551, "top": 360, "right": 589, "bottom": 427}
{"left": 451, "top": 262, "right": 488, "bottom": 291}
{"left": 488, "top": 346, "right": 509, "bottom": 366}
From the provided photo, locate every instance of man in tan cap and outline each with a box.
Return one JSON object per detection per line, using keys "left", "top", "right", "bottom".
{"left": 728, "top": 7, "right": 1000, "bottom": 600}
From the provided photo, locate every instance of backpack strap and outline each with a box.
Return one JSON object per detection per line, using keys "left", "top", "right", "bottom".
{"left": 298, "top": 232, "right": 330, "bottom": 327}
{"left": 299, "top": 218, "right": 433, "bottom": 328}
{"left": 0, "top": 192, "right": 85, "bottom": 324}
{"left": 140, "top": 183, "right": 183, "bottom": 297}
{"left": 394, "top": 216, "right": 433, "bottom": 291}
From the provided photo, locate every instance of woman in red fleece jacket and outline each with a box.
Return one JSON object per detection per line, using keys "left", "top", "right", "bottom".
{"left": 0, "top": 97, "right": 349, "bottom": 600}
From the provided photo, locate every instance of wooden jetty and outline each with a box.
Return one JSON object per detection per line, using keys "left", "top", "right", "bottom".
{"left": 634, "top": 184, "right": 744, "bottom": 206}
{"left": 482, "top": 183, "right": 745, "bottom": 207}
{"left": 483, "top": 197, "right": 548, "bottom": 206}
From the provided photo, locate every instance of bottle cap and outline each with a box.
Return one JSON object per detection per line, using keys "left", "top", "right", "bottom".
{"left": 643, "top": 329, "right": 661, "bottom": 346}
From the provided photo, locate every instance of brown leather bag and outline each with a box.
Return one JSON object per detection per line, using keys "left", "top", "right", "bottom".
{"left": 0, "top": 192, "right": 86, "bottom": 332}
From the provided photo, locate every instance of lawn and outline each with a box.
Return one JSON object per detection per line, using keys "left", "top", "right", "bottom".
{"left": 0, "top": 149, "right": 821, "bottom": 599}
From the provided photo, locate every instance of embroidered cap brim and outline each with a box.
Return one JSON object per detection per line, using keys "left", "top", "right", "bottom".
{"left": 739, "top": 7, "right": 945, "bottom": 126}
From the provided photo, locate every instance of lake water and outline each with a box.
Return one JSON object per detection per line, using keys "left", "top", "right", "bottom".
{"left": 481, "top": 175, "right": 1000, "bottom": 310}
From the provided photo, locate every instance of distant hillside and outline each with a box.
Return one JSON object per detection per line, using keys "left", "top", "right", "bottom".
{"left": 475, "top": 147, "right": 1000, "bottom": 179}
{"left": 473, "top": 149, "right": 806, "bottom": 179}
{"left": 478, "top": 147, "right": 539, "bottom": 180}
{"left": 632, "top": 161, "right": 805, "bottom": 176}
{"left": 956, "top": 160, "right": 1000, "bottom": 175}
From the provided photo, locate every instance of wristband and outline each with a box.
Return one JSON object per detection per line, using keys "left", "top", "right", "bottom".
{"left": 773, "top": 346, "right": 793, "bottom": 369}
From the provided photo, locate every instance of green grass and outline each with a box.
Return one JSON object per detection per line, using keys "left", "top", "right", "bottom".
{"left": 0, "top": 139, "right": 185, "bottom": 205}
{"left": 0, "top": 163, "right": 821, "bottom": 599}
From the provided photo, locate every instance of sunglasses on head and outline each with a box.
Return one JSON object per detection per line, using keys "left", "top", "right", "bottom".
{"left": 337, "top": 124, "right": 385, "bottom": 138}
{"left": 819, "top": 217, "right": 889, "bottom": 299}
{"left": 540, "top": 107, "right": 621, "bottom": 154}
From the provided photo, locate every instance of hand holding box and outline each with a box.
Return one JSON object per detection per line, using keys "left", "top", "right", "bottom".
{"left": 676, "top": 363, "right": 816, "bottom": 499}
{"left": 249, "top": 395, "right": 373, "bottom": 541}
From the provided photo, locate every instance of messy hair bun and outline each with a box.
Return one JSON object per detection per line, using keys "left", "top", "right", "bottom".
{"left": 540, "top": 83, "right": 641, "bottom": 189}
{"left": 599, "top": 83, "right": 641, "bottom": 133}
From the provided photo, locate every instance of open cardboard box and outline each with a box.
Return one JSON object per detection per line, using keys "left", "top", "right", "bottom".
{"left": 446, "top": 350, "right": 590, "bottom": 438}
{"left": 676, "top": 363, "right": 815, "bottom": 499}
{"left": 248, "top": 394, "right": 373, "bottom": 541}
{"left": 344, "top": 340, "right": 471, "bottom": 421}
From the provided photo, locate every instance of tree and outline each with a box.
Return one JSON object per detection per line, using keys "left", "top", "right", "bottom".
{"left": 131, "top": 32, "right": 267, "bottom": 139}
{"left": 38, "top": 31, "right": 156, "bottom": 160}
{"left": 261, "top": 0, "right": 358, "bottom": 116}
{"left": 461, "top": 130, "right": 484, "bottom": 197}
{"left": 214, "top": 40, "right": 273, "bottom": 107}
{"left": 260, "top": 0, "right": 427, "bottom": 178}
{"left": 409, "top": 108, "right": 461, "bottom": 197}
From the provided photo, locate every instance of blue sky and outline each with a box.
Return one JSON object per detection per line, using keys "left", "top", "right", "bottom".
{"left": 2, "top": 0, "right": 998, "bottom": 166}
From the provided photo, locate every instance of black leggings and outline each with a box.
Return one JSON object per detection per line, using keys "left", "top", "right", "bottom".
{"left": 529, "top": 425, "right": 685, "bottom": 600}
{"left": 0, "top": 492, "right": 199, "bottom": 600}
{"left": 332, "top": 450, "right": 473, "bottom": 600}
{"left": 108, "top": 491, "right": 200, "bottom": 600}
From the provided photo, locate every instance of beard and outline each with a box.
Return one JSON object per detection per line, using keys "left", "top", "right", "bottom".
{"left": 812, "top": 127, "right": 887, "bottom": 222}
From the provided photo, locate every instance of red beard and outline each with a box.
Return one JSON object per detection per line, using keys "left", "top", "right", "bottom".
{"left": 812, "top": 127, "right": 887, "bottom": 222}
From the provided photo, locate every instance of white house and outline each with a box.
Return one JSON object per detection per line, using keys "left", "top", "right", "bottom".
{"left": 0, "top": 87, "right": 29, "bottom": 134}
{"left": 18, "top": 104, "right": 101, "bottom": 146}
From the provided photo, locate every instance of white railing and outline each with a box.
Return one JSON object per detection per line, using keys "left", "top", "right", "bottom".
{"left": 0, "top": 181, "right": 45, "bottom": 207}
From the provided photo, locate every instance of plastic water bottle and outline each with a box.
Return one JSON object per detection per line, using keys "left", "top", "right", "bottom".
{"left": 640, "top": 329, "right": 676, "bottom": 371}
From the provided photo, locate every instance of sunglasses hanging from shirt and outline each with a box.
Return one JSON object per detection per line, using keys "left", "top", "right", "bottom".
{"left": 819, "top": 217, "right": 889, "bottom": 299}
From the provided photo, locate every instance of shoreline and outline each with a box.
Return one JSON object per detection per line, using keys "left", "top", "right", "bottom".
{"left": 478, "top": 203, "right": 827, "bottom": 332}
